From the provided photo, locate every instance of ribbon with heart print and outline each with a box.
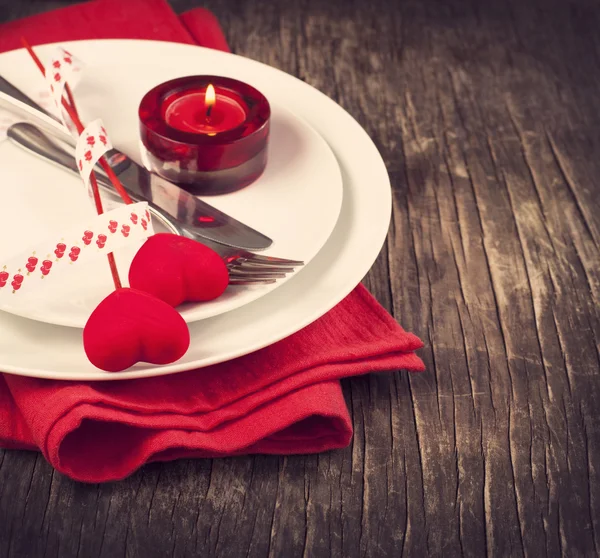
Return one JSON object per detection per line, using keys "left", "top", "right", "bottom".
{"left": 75, "top": 118, "right": 113, "bottom": 201}
{"left": 44, "top": 47, "right": 83, "bottom": 131}
{"left": 0, "top": 202, "right": 153, "bottom": 299}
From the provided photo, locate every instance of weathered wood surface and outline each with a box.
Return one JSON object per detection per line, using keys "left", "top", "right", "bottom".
{"left": 1, "top": 0, "right": 600, "bottom": 556}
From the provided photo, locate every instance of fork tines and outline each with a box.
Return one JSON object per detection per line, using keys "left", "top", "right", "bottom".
{"left": 227, "top": 253, "right": 303, "bottom": 285}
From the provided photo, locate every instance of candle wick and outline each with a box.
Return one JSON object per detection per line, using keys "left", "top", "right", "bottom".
{"left": 206, "top": 104, "right": 213, "bottom": 119}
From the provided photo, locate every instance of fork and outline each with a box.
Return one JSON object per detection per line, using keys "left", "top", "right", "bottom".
{"left": 193, "top": 236, "right": 304, "bottom": 286}
{"left": 6, "top": 122, "right": 304, "bottom": 285}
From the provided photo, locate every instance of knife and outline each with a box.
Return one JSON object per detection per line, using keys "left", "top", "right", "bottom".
{"left": 0, "top": 83, "right": 273, "bottom": 251}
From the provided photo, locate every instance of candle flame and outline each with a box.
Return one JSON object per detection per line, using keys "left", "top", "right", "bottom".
{"left": 205, "top": 84, "right": 216, "bottom": 117}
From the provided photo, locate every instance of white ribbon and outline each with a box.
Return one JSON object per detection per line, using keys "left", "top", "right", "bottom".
{"left": 0, "top": 46, "right": 156, "bottom": 307}
{"left": 44, "top": 47, "right": 83, "bottom": 131}
{"left": 75, "top": 119, "right": 113, "bottom": 201}
{"left": 0, "top": 203, "right": 153, "bottom": 299}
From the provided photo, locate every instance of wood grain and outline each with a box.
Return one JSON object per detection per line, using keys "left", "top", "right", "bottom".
{"left": 1, "top": 0, "right": 600, "bottom": 556}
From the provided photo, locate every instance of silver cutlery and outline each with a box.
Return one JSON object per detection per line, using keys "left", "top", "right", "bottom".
{"left": 7, "top": 121, "right": 303, "bottom": 285}
{"left": 194, "top": 236, "right": 304, "bottom": 285}
{"left": 0, "top": 81, "right": 272, "bottom": 251}
{"left": 0, "top": 75, "right": 53, "bottom": 117}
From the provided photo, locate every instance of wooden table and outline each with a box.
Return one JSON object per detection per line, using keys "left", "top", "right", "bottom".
{"left": 1, "top": 0, "right": 599, "bottom": 556}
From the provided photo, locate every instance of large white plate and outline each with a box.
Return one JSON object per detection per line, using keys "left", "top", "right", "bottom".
{"left": 0, "top": 70, "right": 343, "bottom": 327}
{"left": 0, "top": 39, "right": 391, "bottom": 380}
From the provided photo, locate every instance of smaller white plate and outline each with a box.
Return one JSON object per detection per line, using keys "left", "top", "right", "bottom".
{"left": 0, "top": 102, "right": 343, "bottom": 327}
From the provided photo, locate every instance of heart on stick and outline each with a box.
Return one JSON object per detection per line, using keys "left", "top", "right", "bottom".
{"left": 96, "top": 234, "right": 107, "bottom": 248}
{"left": 40, "top": 260, "right": 52, "bottom": 277}
{"left": 26, "top": 257, "right": 38, "bottom": 273}
{"left": 22, "top": 45, "right": 192, "bottom": 373}
{"left": 128, "top": 233, "right": 229, "bottom": 307}
{"left": 55, "top": 243, "right": 66, "bottom": 259}
{"left": 83, "top": 288, "right": 190, "bottom": 372}
{"left": 69, "top": 246, "right": 81, "bottom": 262}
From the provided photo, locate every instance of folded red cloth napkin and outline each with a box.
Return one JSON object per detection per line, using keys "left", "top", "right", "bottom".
{"left": 0, "top": 0, "right": 424, "bottom": 483}
{"left": 0, "top": 0, "right": 227, "bottom": 52}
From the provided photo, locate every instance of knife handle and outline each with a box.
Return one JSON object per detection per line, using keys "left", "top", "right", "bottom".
{"left": 0, "top": 74, "right": 130, "bottom": 172}
{"left": 7, "top": 122, "right": 184, "bottom": 236}
{"left": 8, "top": 121, "right": 87, "bottom": 176}
{"left": 0, "top": 76, "right": 56, "bottom": 119}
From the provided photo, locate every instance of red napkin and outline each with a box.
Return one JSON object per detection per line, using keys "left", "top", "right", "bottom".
{"left": 0, "top": 0, "right": 227, "bottom": 52}
{"left": 0, "top": 0, "right": 425, "bottom": 483}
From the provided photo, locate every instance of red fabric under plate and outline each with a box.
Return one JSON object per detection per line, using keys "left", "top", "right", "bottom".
{"left": 0, "top": 0, "right": 197, "bottom": 52}
{"left": 0, "top": 0, "right": 424, "bottom": 483}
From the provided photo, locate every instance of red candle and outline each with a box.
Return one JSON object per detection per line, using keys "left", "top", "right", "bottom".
{"left": 139, "top": 76, "right": 270, "bottom": 195}
{"left": 163, "top": 84, "right": 248, "bottom": 135}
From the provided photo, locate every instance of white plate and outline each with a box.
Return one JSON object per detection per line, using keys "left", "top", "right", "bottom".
{"left": 0, "top": 87, "right": 343, "bottom": 327}
{"left": 0, "top": 39, "right": 391, "bottom": 380}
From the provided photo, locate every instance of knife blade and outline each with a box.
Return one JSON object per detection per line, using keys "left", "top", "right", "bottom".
{"left": 0, "top": 84, "right": 273, "bottom": 251}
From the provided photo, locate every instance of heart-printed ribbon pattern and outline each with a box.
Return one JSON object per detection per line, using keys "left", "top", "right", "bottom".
{"left": 44, "top": 47, "right": 82, "bottom": 130}
{"left": 75, "top": 119, "right": 114, "bottom": 201}
{"left": 0, "top": 202, "right": 153, "bottom": 300}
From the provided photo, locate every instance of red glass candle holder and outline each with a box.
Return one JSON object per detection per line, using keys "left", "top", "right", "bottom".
{"left": 139, "top": 76, "right": 270, "bottom": 195}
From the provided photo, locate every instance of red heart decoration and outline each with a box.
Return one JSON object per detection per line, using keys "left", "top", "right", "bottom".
{"left": 121, "top": 225, "right": 130, "bottom": 237}
{"left": 128, "top": 233, "right": 229, "bottom": 307}
{"left": 83, "top": 288, "right": 190, "bottom": 372}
